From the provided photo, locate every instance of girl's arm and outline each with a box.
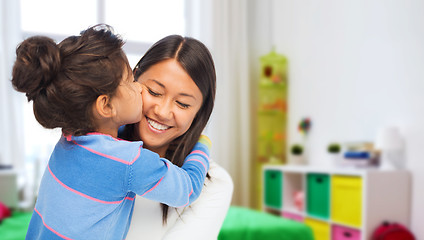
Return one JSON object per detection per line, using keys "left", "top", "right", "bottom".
{"left": 162, "top": 160, "right": 234, "bottom": 240}
{"left": 129, "top": 136, "right": 211, "bottom": 208}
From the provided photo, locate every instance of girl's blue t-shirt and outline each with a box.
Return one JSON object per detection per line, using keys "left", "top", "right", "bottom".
{"left": 25, "top": 133, "right": 210, "bottom": 239}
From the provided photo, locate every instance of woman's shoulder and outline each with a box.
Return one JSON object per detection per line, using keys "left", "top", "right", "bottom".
{"left": 205, "top": 160, "right": 234, "bottom": 196}
{"left": 160, "top": 161, "right": 233, "bottom": 240}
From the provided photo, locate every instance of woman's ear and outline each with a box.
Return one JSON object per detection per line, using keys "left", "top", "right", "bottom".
{"left": 94, "top": 94, "right": 116, "bottom": 119}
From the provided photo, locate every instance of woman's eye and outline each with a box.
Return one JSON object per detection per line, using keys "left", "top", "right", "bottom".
{"left": 177, "top": 101, "right": 190, "bottom": 109}
{"left": 148, "top": 88, "right": 161, "bottom": 97}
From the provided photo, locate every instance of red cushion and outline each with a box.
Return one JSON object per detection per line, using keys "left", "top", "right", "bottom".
{"left": 0, "top": 201, "right": 12, "bottom": 221}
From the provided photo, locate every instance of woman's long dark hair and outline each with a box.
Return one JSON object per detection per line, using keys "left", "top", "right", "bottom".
{"left": 122, "top": 35, "right": 216, "bottom": 223}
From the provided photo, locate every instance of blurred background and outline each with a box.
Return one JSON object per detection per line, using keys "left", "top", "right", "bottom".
{"left": 1, "top": 0, "right": 423, "bottom": 239}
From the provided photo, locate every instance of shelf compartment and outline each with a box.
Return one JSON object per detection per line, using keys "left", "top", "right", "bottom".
{"left": 331, "top": 175, "right": 362, "bottom": 227}
{"left": 304, "top": 217, "right": 330, "bottom": 240}
{"left": 264, "top": 170, "right": 283, "bottom": 209}
{"left": 332, "top": 224, "right": 361, "bottom": 240}
{"left": 282, "top": 211, "right": 304, "bottom": 222}
{"left": 306, "top": 173, "right": 330, "bottom": 219}
{"left": 282, "top": 172, "right": 304, "bottom": 212}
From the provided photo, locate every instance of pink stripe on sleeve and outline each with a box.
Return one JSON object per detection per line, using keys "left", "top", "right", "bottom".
{"left": 124, "top": 196, "right": 135, "bottom": 201}
{"left": 190, "top": 150, "right": 209, "bottom": 161}
{"left": 129, "top": 147, "right": 141, "bottom": 165}
{"left": 48, "top": 165, "right": 130, "bottom": 204}
{"left": 140, "top": 162, "right": 169, "bottom": 197}
{"left": 72, "top": 140, "right": 136, "bottom": 165}
{"left": 185, "top": 159, "right": 208, "bottom": 172}
{"left": 34, "top": 207, "right": 73, "bottom": 240}
{"left": 178, "top": 189, "right": 194, "bottom": 208}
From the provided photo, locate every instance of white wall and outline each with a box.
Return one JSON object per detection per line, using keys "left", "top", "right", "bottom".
{"left": 268, "top": 0, "right": 424, "bottom": 238}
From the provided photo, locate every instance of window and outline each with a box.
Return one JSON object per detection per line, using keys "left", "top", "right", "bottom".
{"left": 19, "top": 0, "right": 186, "bottom": 166}
{"left": 104, "top": 0, "right": 186, "bottom": 44}
{"left": 20, "top": 0, "right": 98, "bottom": 36}
{"left": 20, "top": 0, "right": 185, "bottom": 67}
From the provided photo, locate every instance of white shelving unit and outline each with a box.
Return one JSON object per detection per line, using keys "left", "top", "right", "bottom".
{"left": 262, "top": 165, "right": 411, "bottom": 240}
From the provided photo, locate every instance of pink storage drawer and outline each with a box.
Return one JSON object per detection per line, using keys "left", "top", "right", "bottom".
{"left": 332, "top": 224, "right": 361, "bottom": 240}
{"left": 282, "top": 211, "right": 304, "bottom": 222}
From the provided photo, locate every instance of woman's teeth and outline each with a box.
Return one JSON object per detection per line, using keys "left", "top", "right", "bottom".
{"left": 147, "top": 118, "right": 170, "bottom": 131}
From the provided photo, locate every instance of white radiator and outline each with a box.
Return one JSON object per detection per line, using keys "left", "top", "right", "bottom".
{"left": 0, "top": 169, "right": 18, "bottom": 208}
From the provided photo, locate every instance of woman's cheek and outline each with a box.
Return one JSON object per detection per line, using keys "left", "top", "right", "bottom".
{"left": 179, "top": 110, "right": 197, "bottom": 132}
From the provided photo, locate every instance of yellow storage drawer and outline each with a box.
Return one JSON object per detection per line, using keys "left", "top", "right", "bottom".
{"left": 331, "top": 175, "right": 362, "bottom": 227}
{"left": 304, "top": 218, "right": 330, "bottom": 240}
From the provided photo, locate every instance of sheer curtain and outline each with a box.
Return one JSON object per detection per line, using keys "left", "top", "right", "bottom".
{"left": 186, "top": 0, "right": 251, "bottom": 206}
{"left": 0, "top": 0, "right": 24, "bottom": 169}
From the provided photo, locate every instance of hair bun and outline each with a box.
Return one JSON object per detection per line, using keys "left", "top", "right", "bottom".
{"left": 12, "top": 36, "right": 61, "bottom": 101}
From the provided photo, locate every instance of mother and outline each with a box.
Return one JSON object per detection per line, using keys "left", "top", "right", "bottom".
{"left": 121, "top": 35, "right": 233, "bottom": 240}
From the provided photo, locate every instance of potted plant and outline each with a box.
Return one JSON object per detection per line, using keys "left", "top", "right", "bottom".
{"left": 291, "top": 144, "right": 303, "bottom": 155}
{"left": 328, "top": 143, "right": 341, "bottom": 154}
{"left": 290, "top": 144, "right": 305, "bottom": 165}
{"left": 327, "top": 143, "right": 342, "bottom": 167}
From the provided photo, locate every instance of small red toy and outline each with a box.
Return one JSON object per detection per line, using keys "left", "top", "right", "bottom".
{"left": 371, "top": 221, "right": 415, "bottom": 240}
{"left": 293, "top": 191, "right": 304, "bottom": 211}
{"left": 0, "top": 201, "right": 12, "bottom": 221}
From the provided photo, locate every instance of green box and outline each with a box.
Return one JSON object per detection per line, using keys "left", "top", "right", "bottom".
{"left": 264, "top": 170, "right": 283, "bottom": 209}
{"left": 306, "top": 173, "right": 330, "bottom": 219}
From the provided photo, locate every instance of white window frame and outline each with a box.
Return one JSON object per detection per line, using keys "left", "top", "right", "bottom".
{"left": 21, "top": 0, "right": 154, "bottom": 62}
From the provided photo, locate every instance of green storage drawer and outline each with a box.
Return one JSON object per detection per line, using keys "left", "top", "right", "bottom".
{"left": 264, "top": 170, "right": 283, "bottom": 209}
{"left": 306, "top": 173, "right": 330, "bottom": 219}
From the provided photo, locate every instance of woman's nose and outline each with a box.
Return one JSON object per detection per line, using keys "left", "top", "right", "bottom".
{"left": 154, "top": 100, "right": 172, "bottom": 120}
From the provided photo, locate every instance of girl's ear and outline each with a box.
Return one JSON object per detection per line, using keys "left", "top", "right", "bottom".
{"left": 94, "top": 94, "right": 116, "bottom": 118}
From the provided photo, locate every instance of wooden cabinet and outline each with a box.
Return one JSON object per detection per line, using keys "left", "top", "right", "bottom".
{"left": 262, "top": 165, "right": 411, "bottom": 240}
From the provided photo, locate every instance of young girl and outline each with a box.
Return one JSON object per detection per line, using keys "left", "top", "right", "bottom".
{"left": 11, "top": 25, "right": 210, "bottom": 239}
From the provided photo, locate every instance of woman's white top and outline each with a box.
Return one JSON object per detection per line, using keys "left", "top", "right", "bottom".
{"left": 126, "top": 160, "right": 234, "bottom": 240}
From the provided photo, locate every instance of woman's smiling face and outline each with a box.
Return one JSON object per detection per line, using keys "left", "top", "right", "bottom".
{"left": 136, "top": 59, "right": 203, "bottom": 156}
